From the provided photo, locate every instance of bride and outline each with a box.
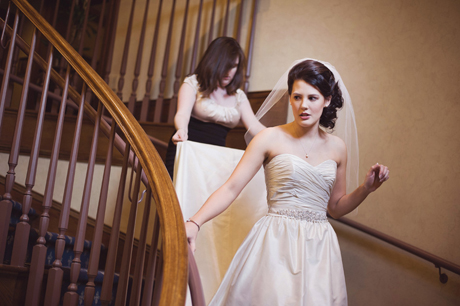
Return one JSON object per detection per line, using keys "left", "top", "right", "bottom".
{"left": 185, "top": 59, "right": 389, "bottom": 305}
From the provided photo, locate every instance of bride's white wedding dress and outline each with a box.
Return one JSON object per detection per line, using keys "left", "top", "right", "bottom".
{"left": 209, "top": 153, "right": 347, "bottom": 306}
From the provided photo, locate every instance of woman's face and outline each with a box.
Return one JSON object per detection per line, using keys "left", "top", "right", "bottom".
{"left": 289, "top": 79, "right": 330, "bottom": 128}
{"left": 220, "top": 57, "right": 239, "bottom": 88}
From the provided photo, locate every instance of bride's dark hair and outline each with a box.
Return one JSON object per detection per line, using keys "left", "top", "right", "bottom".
{"left": 287, "top": 60, "right": 343, "bottom": 129}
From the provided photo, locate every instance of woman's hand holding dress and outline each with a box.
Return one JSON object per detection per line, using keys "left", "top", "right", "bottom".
{"left": 172, "top": 129, "right": 188, "bottom": 144}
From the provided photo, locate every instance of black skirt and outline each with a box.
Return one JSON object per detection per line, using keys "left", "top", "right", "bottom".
{"left": 165, "top": 117, "right": 231, "bottom": 178}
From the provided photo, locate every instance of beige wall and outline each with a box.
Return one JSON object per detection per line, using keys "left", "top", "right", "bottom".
{"left": 250, "top": 0, "right": 460, "bottom": 304}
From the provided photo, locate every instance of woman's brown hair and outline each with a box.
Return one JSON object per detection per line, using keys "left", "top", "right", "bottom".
{"left": 194, "top": 37, "right": 246, "bottom": 97}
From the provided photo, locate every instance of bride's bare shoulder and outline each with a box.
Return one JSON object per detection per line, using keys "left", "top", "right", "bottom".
{"left": 324, "top": 132, "right": 347, "bottom": 156}
{"left": 253, "top": 125, "right": 288, "bottom": 141}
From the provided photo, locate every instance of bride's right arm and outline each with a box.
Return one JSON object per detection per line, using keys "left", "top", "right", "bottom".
{"left": 186, "top": 128, "right": 273, "bottom": 249}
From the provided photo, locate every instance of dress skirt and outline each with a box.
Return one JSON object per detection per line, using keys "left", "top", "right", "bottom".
{"left": 165, "top": 117, "right": 230, "bottom": 178}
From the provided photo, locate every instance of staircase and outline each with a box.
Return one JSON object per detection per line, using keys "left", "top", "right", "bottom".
{"left": 0, "top": 0, "right": 191, "bottom": 305}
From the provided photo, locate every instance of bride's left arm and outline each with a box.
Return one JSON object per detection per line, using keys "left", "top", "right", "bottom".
{"left": 327, "top": 141, "right": 389, "bottom": 219}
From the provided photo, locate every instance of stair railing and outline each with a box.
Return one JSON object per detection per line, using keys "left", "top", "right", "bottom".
{"left": 0, "top": 0, "right": 192, "bottom": 305}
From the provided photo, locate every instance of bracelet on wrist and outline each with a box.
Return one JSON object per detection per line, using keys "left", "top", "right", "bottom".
{"left": 186, "top": 219, "right": 200, "bottom": 231}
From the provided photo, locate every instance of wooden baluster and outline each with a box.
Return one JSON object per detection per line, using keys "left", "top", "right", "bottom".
{"left": 44, "top": 84, "right": 87, "bottom": 306}
{"left": 129, "top": 187, "right": 152, "bottom": 305}
{"left": 116, "top": 0, "right": 137, "bottom": 101}
{"left": 102, "top": 0, "right": 122, "bottom": 83}
{"left": 223, "top": 0, "right": 230, "bottom": 37}
{"left": 154, "top": 0, "right": 176, "bottom": 123}
{"left": 100, "top": 143, "right": 130, "bottom": 306}
{"left": 58, "top": 0, "right": 76, "bottom": 77}
{"left": 236, "top": 0, "right": 245, "bottom": 43}
{"left": 90, "top": 0, "right": 106, "bottom": 71}
{"left": 72, "top": 0, "right": 92, "bottom": 87}
{"left": 11, "top": 46, "right": 54, "bottom": 267}
{"left": 77, "top": 0, "right": 92, "bottom": 56}
{"left": 128, "top": 0, "right": 150, "bottom": 114}
{"left": 140, "top": 0, "right": 163, "bottom": 122}
{"left": 84, "top": 110, "right": 115, "bottom": 306}
{"left": 141, "top": 212, "right": 160, "bottom": 306}
{"left": 6, "top": 5, "right": 25, "bottom": 109}
{"left": 0, "top": 10, "right": 26, "bottom": 263}
{"left": 86, "top": 0, "right": 107, "bottom": 108}
{"left": 49, "top": 0, "right": 62, "bottom": 114}
{"left": 244, "top": 0, "right": 258, "bottom": 93}
{"left": 189, "top": 0, "right": 203, "bottom": 74}
{"left": 114, "top": 159, "right": 143, "bottom": 306}
{"left": 151, "top": 250, "right": 164, "bottom": 305}
{"left": 208, "top": 0, "right": 217, "bottom": 45}
{"left": 0, "top": 2, "right": 11, "bottom": 50}
{"left": 188, "top": 246, "right": 206, "bottom": 306}
{"left": 0, "top": 7, "right": 19, "bottom": 137}
{"left": 58, "top": 0, "right": 76, "bottom": 116}
{"left": 63, "top": 101, "right": 103, "bottom": 305}
{"left": 47, "top": 0, "right": 60, "bottom": 56}
{"left": 25, "top": 65, "right": 71, "bottom": 306}
{"left": 168, "top": 0, "right": 190, "bottom": 123}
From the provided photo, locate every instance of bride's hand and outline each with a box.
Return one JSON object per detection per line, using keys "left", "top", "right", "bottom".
{"left": 185, "top": 221, "right": 199, "bottom": 252}
{"left": 363, "top": 163, "right": 389, "bottom": 193}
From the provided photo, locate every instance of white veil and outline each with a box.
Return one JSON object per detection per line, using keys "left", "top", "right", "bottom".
{"left": 246, "top": 58, "right": 359, "bottom": 196}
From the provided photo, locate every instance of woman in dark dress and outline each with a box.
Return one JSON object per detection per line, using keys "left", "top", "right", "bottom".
{"left": 165, "top": 37, "right": 265, "bottom": 178}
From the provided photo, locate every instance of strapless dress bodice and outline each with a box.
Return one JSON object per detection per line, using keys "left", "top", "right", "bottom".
{"left": 264, "top": 154, "right": 337, "bottom": 215}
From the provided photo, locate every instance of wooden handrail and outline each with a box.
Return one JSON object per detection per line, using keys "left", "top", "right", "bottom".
{"left": 11, "top": 0, "right": 188, "bottom": 305}
{"left": 334, "top": 216, "right": 460, "bottom": 281}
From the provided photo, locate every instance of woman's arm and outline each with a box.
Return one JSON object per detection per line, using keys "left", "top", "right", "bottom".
{"left": 327, "top": 139, "right": 389, "bottom": 219}
{"left": 172, "top": 83, "right": 197, "bottom": 144}
{"left": 239, "top": 94, "right": 265, "bottom": 137}
{"left": 186, "top": 128, "right": 272, "bottom": 251}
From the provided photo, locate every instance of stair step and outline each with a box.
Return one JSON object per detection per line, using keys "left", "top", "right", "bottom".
{"left": 4, "top": 226, "right": 106, "bottom": 269}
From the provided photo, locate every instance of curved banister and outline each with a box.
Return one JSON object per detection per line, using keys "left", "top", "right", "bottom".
{"left": 10, "top": 0, "right": 188, "bottom": 304}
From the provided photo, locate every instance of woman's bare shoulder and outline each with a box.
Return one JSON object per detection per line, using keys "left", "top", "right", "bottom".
{"left": 253, "top": 125, "right": 287, "bottom": 141}
{"left": 324, "top": 132, "right": 347, "bottom": 160}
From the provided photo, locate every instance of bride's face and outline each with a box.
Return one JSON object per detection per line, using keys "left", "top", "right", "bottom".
{"left": 289, "top": 80, "right": 330, "bottom": 128}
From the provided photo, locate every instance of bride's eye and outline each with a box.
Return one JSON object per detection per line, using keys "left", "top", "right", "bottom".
{"left": 293, "top": 95, "right": 302, "bottom": 101}
{"left": 308, "top": 96, "right": 318, "bottom": 101}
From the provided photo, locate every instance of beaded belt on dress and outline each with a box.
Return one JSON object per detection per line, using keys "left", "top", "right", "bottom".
{"left": 268, "top": 209, "right": 328, "bottom": 223}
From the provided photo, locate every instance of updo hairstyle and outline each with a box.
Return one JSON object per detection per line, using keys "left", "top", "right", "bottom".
{"left": 287, "top": 60, "right": 343, "bottom": 129}
{"left": 194, "top": 37, "right": 246, "bottom": 97}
